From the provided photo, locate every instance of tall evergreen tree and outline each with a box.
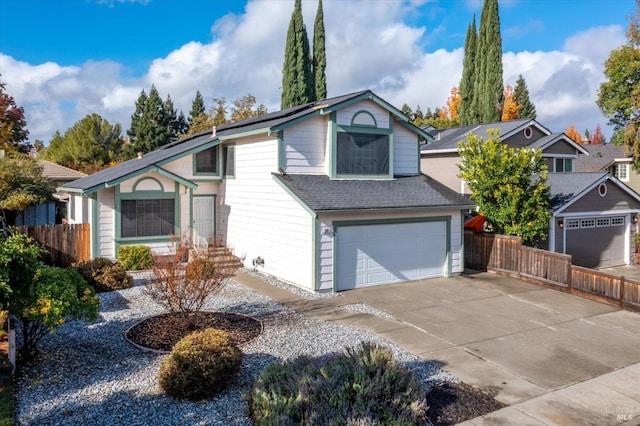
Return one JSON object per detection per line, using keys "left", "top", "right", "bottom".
{"left": 473, "top": 0, "right": 504, "bottom": 123}
{"left": 281, "top": 0, "right": 314, "bottom": 109}
{"left": 127, "top": 89, "right": 147, "bottom": 146}
{"left": 458, "top": 17, "right": 477, "bottom": 126}
{"left": 126, "top": 85, "right": 172, "bottom": 157}
{"left": 514, "top": 74, "right": 536, "bottom": 119}
{"left": 313, "top": 0, "right": 327, "bottom": 100}
{"left": 189, "top": 90, "right": 206, "bottom": 125}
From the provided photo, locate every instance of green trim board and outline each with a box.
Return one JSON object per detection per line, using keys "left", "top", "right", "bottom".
{"left": 350, "top": 110, "right": 377, "bottom": 127}
{"left": 155, "top": 138, "right": 221, "bottom": 168}
{"left": 132, "top": 176, "right": 164, "bottom": 192}
{"left": 90, "top": 194, "right": 98, "bottom": 258}
{"left": 331, "top": 215, "right": 452, "bottom": 291}
{"left": 270, "top": 110, "right": 323, "bottom": 133}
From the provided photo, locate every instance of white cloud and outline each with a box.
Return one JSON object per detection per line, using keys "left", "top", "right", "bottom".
{"left": 0, "top": 1, "right": 626, "bottom": 144}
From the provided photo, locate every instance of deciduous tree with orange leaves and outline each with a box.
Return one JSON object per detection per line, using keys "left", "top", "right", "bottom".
{"left": 501, "top": 84, "right": 519, "bottom": 121}
{"left": 565, "top": 124, "right": 583, "bottom": 144}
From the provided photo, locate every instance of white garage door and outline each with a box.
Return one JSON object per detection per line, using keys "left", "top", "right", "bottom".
{"left": 336, "top": 221, "right": 446, "bottom": 291}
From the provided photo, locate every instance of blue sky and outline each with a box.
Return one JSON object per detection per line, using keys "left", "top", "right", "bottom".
{"left": 0, "top": 0, "right": 634, "bottom": 143}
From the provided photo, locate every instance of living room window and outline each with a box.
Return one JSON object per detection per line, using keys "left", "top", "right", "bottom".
{"left": 194, "top": 146, "right": 218, "bottom": 174}
{"left": 121, "top": 199, "right": 175, "bottom": 238}
{"left": 336, "top": 131, "right": 389, "bottom": 176}
{"left": 555, "top": 158, "right": 573, "bottom": 173}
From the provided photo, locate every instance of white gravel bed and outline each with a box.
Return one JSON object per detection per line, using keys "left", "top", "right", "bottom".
{"left": 244, "top": 268, "right": 338, "bottom": 300}
{"left": 15, "top": 280, "right": 456, "bottom": 426}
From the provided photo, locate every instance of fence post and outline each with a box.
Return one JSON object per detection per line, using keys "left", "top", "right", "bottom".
{"left": 566, "top": 261, "right": 572, "bottom": 292}
{"left": 620, "top": 276, "right": 625, "bottom": 308}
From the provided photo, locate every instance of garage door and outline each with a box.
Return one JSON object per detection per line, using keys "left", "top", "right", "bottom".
{"left": 335, "top": 221, "right": 446, "bottom": 291}
{"left": 565, "top": 216, "right": 626, "bottom": 268}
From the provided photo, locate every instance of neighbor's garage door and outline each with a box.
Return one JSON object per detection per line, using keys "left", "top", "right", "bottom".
{"left": 336, "top": 221, "right": 446, "bottom": 291}
{"left": 565, "top": 216, "right": 626, "bottom": 268}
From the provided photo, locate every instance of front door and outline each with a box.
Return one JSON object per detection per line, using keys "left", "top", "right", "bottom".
{"left": 193, "top": 196, "right": 216, "bottom": 250}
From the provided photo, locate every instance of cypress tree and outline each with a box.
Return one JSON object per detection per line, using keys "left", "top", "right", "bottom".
{"left": 189, "top": 90, "right": 206, "bottom": 125}
{"left": 473, "top": 0, "right": 504, "bottom": 123}
{"left": 514, "top": 74, "right": 536, "bottom": 119}
{"left": 458, "top": 17, "right": 477, "bottom": 126}
{"left": 313, "top": 0, "right": 327, "bottom": 100}
{"left": 281, "top": 0, "right": 314, "bottom": 109}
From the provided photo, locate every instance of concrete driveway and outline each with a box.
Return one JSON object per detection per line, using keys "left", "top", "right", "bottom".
{"left": 337, "top": 271, "right": 640, "bottom": 424}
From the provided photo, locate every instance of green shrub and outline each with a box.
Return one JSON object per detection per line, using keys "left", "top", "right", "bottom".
{"left": 249, "top": 342, "right": 427, "bottom": 425}
{"left": 73, "top": 258, "right": 133, "bottom": 293}
{"left": 117, "top": 245, "right": 153, "bottom": 271}
{"left": 158, "top": 328, "right": 243, "bottom": 400}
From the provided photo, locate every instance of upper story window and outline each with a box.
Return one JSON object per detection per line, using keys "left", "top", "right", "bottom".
{"left": 194, "top": 146, "right": 218, "bottom": 174}
{"left": 223, "top": 145, "right": 235, "bottom": 177}
{"left": 555, "top": 158, "right": 573, "bottom": 173}
{"left": 615, "top": 163, "right": 629, "bottom": 182}
{"left": 337, "top": 131, "right": 389, "bottom": 176}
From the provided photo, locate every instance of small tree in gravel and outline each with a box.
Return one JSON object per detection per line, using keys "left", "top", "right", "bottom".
{"left": 145, "top": 240, "right": 234, "bottom": 322}
{"left": 0, "top": 233, "right": 100, "bottom": 360}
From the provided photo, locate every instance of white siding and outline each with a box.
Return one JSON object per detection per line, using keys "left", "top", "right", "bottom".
{"left": 336, "top": 100, "right": 390, "bottom": 129}
{"left": 283, "top": 115, "right": 326, "bottom": 174}
{"left": 67, "top": 194, "right": 84, "bottom": 224}
{"left": 394, "top": 125, "right": 419, "bottom": 176}
{"left": 97, "top": 188, "right": 115, "bottom": 258}
{"left": 318, "top": 210, "right": 463, "bottom": 292}
{"left": 224, "top": 137, "right": 315, "bottom": 290}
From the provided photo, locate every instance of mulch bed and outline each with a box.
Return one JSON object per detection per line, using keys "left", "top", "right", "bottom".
{"left": 425, "top": 381, "right": 507, "bottom": 425}
{"left": 125, "top": 311, "right": 263, "bottom": 352}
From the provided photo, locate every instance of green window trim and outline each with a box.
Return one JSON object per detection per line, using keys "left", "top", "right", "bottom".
{"left": 193, "top": 145, "right": 221, "bottom": 176}
{"left": 223, "top": 145, "right": 236, "bottom": 178}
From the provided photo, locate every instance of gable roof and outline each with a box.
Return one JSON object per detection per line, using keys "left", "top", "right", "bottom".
{"left": 38, "top": 160, "right": 86, "bottom": 181}
{"left": 273, "top": 173, "right": 475, "bottom": 212}
{"left": 547, "top": 172, "right": 640, "bottom": 214}
{"left": 576, "top": 143, "right": 627, "bottom": 172}
{"left": 60, "top": 90, "right": 431, "bottom": 195}
{"left": 420, "top": 119, "right": 549, "bottom": 153}
{"left": 529, "top": 133, "right": 589, "bottom": 155}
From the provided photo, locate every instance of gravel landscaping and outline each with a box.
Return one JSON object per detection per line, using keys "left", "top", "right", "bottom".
{"left": 15, "top": 276, "right": 456, "bottom": 426}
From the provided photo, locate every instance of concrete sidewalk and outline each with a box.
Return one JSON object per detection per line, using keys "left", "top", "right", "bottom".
{"left": 232, "top": 270, "right": 640, "bottom": 425}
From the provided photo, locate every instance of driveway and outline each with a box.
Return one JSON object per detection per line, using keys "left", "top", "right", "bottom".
{"left": 336, "top": 271, "right": 640, "bottom": 410}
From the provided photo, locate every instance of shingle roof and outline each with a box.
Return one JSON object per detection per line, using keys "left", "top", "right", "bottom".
{"left": 60, "top": 90, "right": 429, "bottom": 194}
{"left": 273, "top": 173, "right": 475, "bottom": 212}
{"left": 576, "top": 143, "right": 627, "bottom": 172}
{"left": 421, "top": 119, "right": 537, "bottom": 151}
{"left": 38, "top": 160, "right": 86, "bottom": 181}
{"left": 546, "top": 172, "right": 608, "bottom": 211}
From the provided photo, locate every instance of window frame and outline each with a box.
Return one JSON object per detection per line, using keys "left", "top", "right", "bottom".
{"left": 333, "top": 123, "right": 393, "bottom": 179}
{"left": 223, "top": 145, "right": 236, "bottom": 178}
{"left": 615, "top": 163, "right": 629, "bottom": 182}
{"left": 120, "top": 198, "right": 176, "bottom": 238}
{"left": 193, "top": 146, "right": 220, "bottom": 176}
{"left": 554, "top": 158, "right": 573, "bottom": 173}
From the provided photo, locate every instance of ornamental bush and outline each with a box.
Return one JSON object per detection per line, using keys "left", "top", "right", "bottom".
{"left": 158, "top": 328, "right": 243, "bottom": 400}
{"left": 73, "top": 257, "right": 133, "bottom": 293}
{"left": 249, "top": 342, "right": 428, "bottom": 425}
{"left": 117, "top": 245, "right": 153, "bottom": 271}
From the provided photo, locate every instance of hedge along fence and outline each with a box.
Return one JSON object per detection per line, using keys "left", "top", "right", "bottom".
{"left": 464, "top": 230, "right": 640, "bottom": 311}
{"left": 17, "top": 223, "right": 91, "bottom": 267}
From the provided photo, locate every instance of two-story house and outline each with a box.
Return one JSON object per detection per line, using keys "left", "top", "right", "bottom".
{"left": 59, "top": 91, "right": 474, "bottom": 292}
{"left": 420, "top": 120, "right": 640, "bottom": 269}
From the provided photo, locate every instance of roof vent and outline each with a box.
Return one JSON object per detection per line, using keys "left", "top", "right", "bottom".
{"left": 524, "top": 126, "right": 533, "bottom": 139}
{"left": 137, "top": 152, "right": 143, "bottom": 160}
{"left": 211, "top": 126, "right": 217, "bottom": 138}
{"left": 436, "top": 132, "right": 441, "bottom": 141}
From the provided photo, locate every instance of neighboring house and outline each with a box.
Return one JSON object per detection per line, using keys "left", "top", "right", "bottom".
{"left": 420, "top": 119, "right": 588, "bottom": 195}
{"left": 58, "top": 90, "right": 474, "bottom": 292}
{"left": 577, "top": 143, "right": 640, "bottom": 194}
{"left": 420, "top": 119, "right": 640, "bottom": 269}
{"left": 545, "top": 172, "right": 640, "bottom": 268}
{"left": 15, "top": 160, "right": 87, "bottom": 226}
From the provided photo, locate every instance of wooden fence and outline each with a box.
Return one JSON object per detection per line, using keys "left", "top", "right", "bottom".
{"left": 17, "top": 223, "right": 91, "bottom": 267}
{"left": 465, "top": 230, "right": 640, "bottom": 311}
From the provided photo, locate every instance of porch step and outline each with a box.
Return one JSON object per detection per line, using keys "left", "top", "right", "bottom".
{"left": 206, "top": 246, "right": 243, "bottom": 277}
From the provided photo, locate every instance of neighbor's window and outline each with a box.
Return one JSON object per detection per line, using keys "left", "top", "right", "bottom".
{"left": 223, "top": 145, "right": 235, "bottom": 177}
{"left": 555, "top": 158, "right": 573, "bottom": 173}
{"left": 121, "top": 199, "right": 175, "bottom": 238}
{"left": 615, "top": 164, "right": 629, "bottom": 181}
{"left": 194, "top": 147, "right": 218, "bottom": 174}
{"left": 337, "top": 132, "right": 389, "bottom": 175}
